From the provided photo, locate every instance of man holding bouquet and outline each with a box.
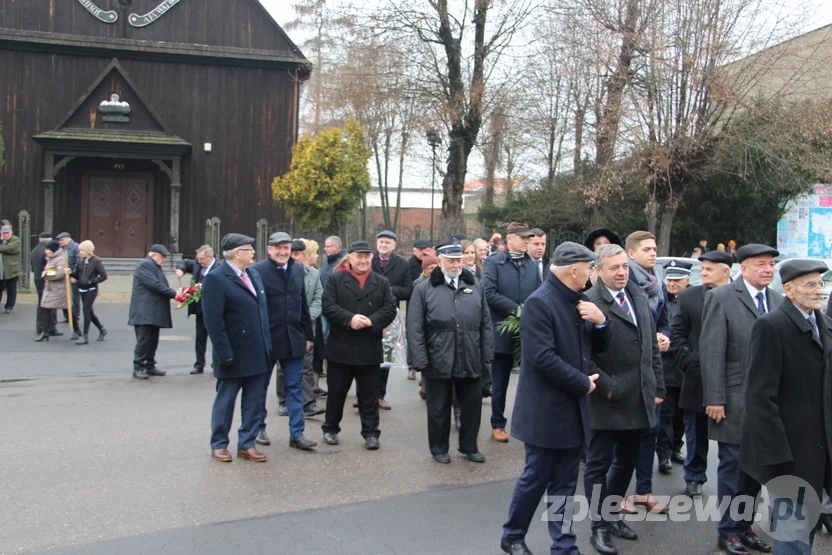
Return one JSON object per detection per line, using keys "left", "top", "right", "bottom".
{"left": 176, "top": 245, "right": 219, "bottom": 374}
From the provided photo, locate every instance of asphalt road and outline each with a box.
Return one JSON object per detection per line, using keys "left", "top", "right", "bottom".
{"left": 1, "top": 302, "right": 830, "bottom": 554}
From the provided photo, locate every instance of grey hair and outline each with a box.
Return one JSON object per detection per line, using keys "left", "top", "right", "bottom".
{"left": 595, "top": 244, "right": 626, "bottom": 268}
{"left": 197, "top": 245, "right": 214, "bottom": 256}
{"left": 326, "top": 236, "right": 342, "bottom": 248}
{"left": 222, "top": 248, "right": 243, "bottom": 259}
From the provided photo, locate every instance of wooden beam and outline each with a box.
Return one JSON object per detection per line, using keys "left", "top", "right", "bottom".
{"left": 43, "top": 152, "right": 55, "bottom": 233}
{"left": 169, "top": 157, "right": 182, "bottom": 254}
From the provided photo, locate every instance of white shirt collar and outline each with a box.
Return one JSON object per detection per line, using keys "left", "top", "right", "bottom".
{"left": 228, "top": 263, "right": 244, "bottom": 277}
{"left": 445, "top": 274, "right": 458, "bottom": 288}
{"left": 743, "top": 279, "right": 768, "bottom": 310}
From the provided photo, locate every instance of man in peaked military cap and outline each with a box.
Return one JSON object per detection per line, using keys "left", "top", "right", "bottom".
{"left": 201, "top": 233, "right": 272, "bottom": 463}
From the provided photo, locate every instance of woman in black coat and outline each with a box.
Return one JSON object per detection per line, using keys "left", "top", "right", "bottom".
{"left": 72, "top": 240, "right": 108, "bottom": 345}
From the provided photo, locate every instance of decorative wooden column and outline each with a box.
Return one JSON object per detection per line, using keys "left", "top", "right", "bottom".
{"left": 43, "top": 153, "right": 55, "bottom": 233}
{"left": 152, "top": 157, "right": 182, "bottom": 253}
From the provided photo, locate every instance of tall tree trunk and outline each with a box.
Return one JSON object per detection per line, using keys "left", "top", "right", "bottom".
{"left": 646, "top": 184, "right": 658, "bottom": 236}
{"left": 657, "top": 200, "right": 677, "bottom": 256}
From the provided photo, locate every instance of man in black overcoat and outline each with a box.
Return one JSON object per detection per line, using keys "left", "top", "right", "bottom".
{"left": 742, "top": 259, "right": 832, "bottom": 554}
{"left": 127, "top": 244, "right": 177, "bottom": 380}
{"left": 175, "top": 245, "right": 219, "bottom": 374}
{"left": 500, "top": 242, "right": 610, "bottom": 555}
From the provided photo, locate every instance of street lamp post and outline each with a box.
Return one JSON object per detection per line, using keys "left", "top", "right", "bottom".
{"left": 426, "top": 129, "right": 441, "bottom": 244}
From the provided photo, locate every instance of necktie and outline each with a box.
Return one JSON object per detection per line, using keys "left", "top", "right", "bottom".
{"left": 450, "top": 278, "right": 457, "bottom": 290}
{"left": 755, "top": 292, "right": 766, "bottom": 316}
{"left": 617, "top": 292, "right": 635, "bottom": 325}
{"left": 808, "top": 314, "right": 820, "bottom": 340}
{"left": 240, "top": 270, "right": 256, "bottom": 296}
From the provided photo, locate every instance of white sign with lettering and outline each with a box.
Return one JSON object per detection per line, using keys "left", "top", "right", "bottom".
{"left": 128, "top": 0, "right": 183, "bottom": 28}
{"left": 75, "top": 0, "right": 118, "bottom": 23}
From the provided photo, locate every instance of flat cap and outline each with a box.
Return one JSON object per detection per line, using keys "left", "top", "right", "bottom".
{"left": 779, "top": 259, "right": 829, "bottom": 284}
{"left": 553, "top": 241, "right": 595, "bottom": 266}
{"left": 530, "top": 228, "right": 546, "bottom": 237}
{"left": 506, "top": 222, "right": 533, "bottom": 237}
{"left": 437, "top": 243, "right": 464, "bottom": 258}
{"left": 376, "top": 230, "right": 398, "bottom": 241}
{"left": 0, "top": 226, "right": 11, "bottom": 233}
{"left": 39, "top": 232, "right": 53, "bottom": 239}
{"left": 700, "top": 251, "right": 734, "bottom": 266}
{"left": 664, "top": 259, "right": 692, "bottom": 280}
{"left": 268, "top": 232, "right": 292, "bottom": 245}
{"left": 149, "top": 244, "right": 171, "bottom": 257}
{"left": 291, "top": 239, "right": 306, "bottom": 252}
{"left": 737, "top": 244, "right": 779, "bottom": 263}
{"left": 584, "top": 228, "right": 622, "bottom": 250}
{"left": 55, "top": 232, "right": 70, "bottom": 240}
{"left": 349, "top": 241, "right": 374, "bottom": 253}
{"left": 413, "top": 239, "right": 431, "bottom": 249}
{"left": 221, "top": 233, "right": 254, "bottom": 251}
{"left": 452, "top": 233, "right": 467, "bottom": 242}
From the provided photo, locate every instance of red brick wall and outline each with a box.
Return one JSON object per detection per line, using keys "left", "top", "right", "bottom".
{"left": 367, "top": 207, "right": 440, "bottom": 233}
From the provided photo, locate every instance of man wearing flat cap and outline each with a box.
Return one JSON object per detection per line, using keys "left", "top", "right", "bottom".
{"left": 250, "top": 232, "right": 317, "bottom": 451}
{"left": 201, "top": 233, "right": 272, "bottom": 463}
{"left": 409, "top": 239, "right": 435, "bottom": 282}
{"left": 501, "top": 242, "right": 610, "bottom": 555}
{"left": 56, "top": 232, "right": 81, "bottom": 334}
{"left": 31, "top": 232, "right": 60, "bottom": 337}
{"left": 482, "top": 221, "right": 540, "bottom": 443}
{"left": 0, "top": 224, "right": 21, "bottom": 314}
{"left": 742, "top": 259, "right": 832, "bottom": 554}
{"left": 321, "top": 240, "right": 397, "bottom": 450}
{"left": 372, "top": 230, "right": 413, "bottom": 410}
{"left": 701, "top": 244, "right": 782, "bottom": 554}
{"left": 127, "top": 245, "right": 178, "bottom": 379}
{"left": 670, "top": 250, "right": 734, "bottom": 498}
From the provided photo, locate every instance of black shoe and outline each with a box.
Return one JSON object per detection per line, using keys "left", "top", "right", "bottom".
{"left": 352, "top": 401, "right": 359, "bottom": 408}
{"left": 820, "top": 513, "right": 832, "bottom": 533}
{"left": 60, "top": 318, "right": 69, "bottom": 324}
{"left": 323, "top": 432, "right": 339, "bottom": 445}
{"left": 255, "top": 429, "right": 271, "bottom": 446}
{"left": 97, "top": 328, "right": 107, "bottom": 341}
{"left": 685, "top": 482, "right": 702, "bottom": 497}
{"left": 190, "top": 366, "right": 204, "bottom": 375}
{"left": 500, "top": 538, "right": 534, "bottom": 554}
{"left": 608, "top": 520, "right": 637, "bottom": 541}
{"left": 365, "top": 437, "right": 380, "bottom": 450}
{"left": 133, "top": 369, "right": 149, "bottom": 380}
{"left": 304, "top": 405, "right": 326, "bottom": 417}
{"left": 459, "top": 450, "right": 485, "bottom": 463}
{"left": 482, "top": 387, "right": 492, "bottom": 398}
{"left": 717, "top": 535, "right": 750, "bottom": 555}
{"left": 277, "top": 405, "right": 288, "bottom": 417}
{"left": 738, "top": 529, "right": 771, "bottom": 553}
{"left": 75, "top": 334, "right": 89, "bottom": 345}
{"left": 71, "top": 331, "right": 80, "bottom": 340}
{"left": 659, "top": 458, "right": 672, "bottom": 474}
{"left": 146, "top": 367, "right": 166, "bottom": 377}
{"left": 671, "top": 451, "right": 685, "bottom": 464}
{"left": 4, "top": 308, "right": 12, "bottom": 314}
{"left": 290, "top": 436, "right": 318, "bottom": 450}
{"left": 433, "top": 453, "right": 451, "bottom": 464}
{"left": 590, "top": 528, "right": 618, "bottom": 555}
{"left": 314, "top": 387, "right": 328, "bottom": 398}
{"left": 34, "top": 333, "right": 50, "bottom": 342}
{"left": 48, "top": 330, "right": 63, "bottom": 336}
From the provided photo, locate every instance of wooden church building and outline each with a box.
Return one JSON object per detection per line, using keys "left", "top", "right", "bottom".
{"left": 0, "top": 0, "right": 308, "bottom": 257}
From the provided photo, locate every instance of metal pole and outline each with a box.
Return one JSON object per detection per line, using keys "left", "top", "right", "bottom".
{"left": 430, "top": 145, "right": 436, "bottom": 244}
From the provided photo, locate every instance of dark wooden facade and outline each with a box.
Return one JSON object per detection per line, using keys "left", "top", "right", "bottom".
{"left": 0, "top": 0, "right": 309, "bottom": 255}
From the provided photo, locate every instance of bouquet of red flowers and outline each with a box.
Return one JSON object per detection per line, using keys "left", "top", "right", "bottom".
{"left": 175, "top": 279, "right": 202, "bottom": 309}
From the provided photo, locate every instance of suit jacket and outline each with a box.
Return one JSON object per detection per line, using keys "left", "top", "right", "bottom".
{"left": 250, "top": 257, "right": 313, "bottom": 361}
{"left": 176, "top": 258, "right": 220, "bottom": 316}
{"left": 482, "top": 251, "right": 541, "bottom": 354}
{"left": 587, "top": 281, "right": 665, "bottom": 431}
{"left": 200, "top": 261, "right": 272, "bottom": 379}
{"left": 741, "top": 300, "right": 832, "bottom": 500}
{"left": 511, "top": 273, "right": 612, "bottom": 449}
{"left": 127, "top": 257, "right": 177, "bottom": 328}
{"left": 372, "top": 253, "right": 413, "bottom": 302}
{"left": 700, "top": 276, "right": 784, "bottom": 445}
{"left": 671, "top": 284, "right": 710, "bottom": 411}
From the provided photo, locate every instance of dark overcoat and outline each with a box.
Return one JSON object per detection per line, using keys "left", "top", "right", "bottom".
{"left": 586, "top": 281, "right": 665, "bottom": 431}
{"left": 175, "top": 258, "right": 220, "bottom": 316}
{"left": 482, "top": 251, "right": 541, "bottom": 355}
{"left": 250, "top": 257, "right": 313, "bottom": 361}
{"left": 200, "top": 261, "right": 272, "bottom": 379}
{"left": 406, "top": 268, "right": 494, "bottom": 380}
{"left": 30, "top": 242, "right": 48, "bottom": 289}
{"left": 700, "top": 277, "right": 783, "bottom": 445}
{"left": 741, "top": 300, "right": 832, "bottom": 500}
{"left": 127, "top": 257, "right": 177, "bottom": 328}
{"left": 322, "top": 270, "right": 398, "bottom": 366}
{"left": 372, "top": 253, "right": 413, "bottom": 302}
{"left": 510, "top": 273, "right": 612, "bottom": 450}
{"left": 671, "top": 284, "right": 710, "bottom": 412}
{"left": 662, "top": 292, "right": 682, "bottom": 388}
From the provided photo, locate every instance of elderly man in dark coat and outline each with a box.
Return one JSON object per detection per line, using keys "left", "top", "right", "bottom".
{"left": 500, "top": 242, "right": 610, "bottom": 555}
{"left": 407, "top": 243, "right": 494, "bottom": 465}
{"left": 701, "top": 243, "right": 782, "bottom": 555}
{"left": 175, "top": 245, "right": 220, "bottom": 374}
{"left": 670, "top": 250, "right": 734, "bottom": 497}
{"left": 741, "top": 259, "right": 832, "bottom": 554}
{"left": 482, "top": 221, "right": 540, "bottom": 442}
{"left": 201, "top": 233, "right": 272, "bottom": 463}
{"left": 251, "top": 232, "right": 316, "bottom": 451}
{"left": 584, "top": 243, "right": 665, "bottom": 555}
{"left": 127, "top": 244, "right": 177, "bottom": 380}
{"left": 56, "top": 232, "right": 81, "bottom": 335}
{"left": 321, "top": 241, "right": 398, "bottom": 450}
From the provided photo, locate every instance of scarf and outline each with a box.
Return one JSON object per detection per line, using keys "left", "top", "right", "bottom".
{"left": 629, "top": 261, "right": 665, "bottom": 320}
{"left": 346, "top": 266, "right": 371, "bottom": 289}
{"left": 508, "top": 251, "right": 525, "bottom": 260}
{"left": 464, "top": 264, "right": 477, "bottom": 275}
{"left": 327, "top": 251, "right": 343, "bottom": 264}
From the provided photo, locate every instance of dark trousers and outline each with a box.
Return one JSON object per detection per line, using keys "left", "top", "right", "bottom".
{"left": 634, "top": 404, "right": 661, "bottom": 494}
{"left": 491, "top": 353, "right": 514, "bottom": 429}
{"left": 210, "top": 373, "right": 267, "bottom": 451}
{"left": 312, "top": 317, "right": 325, "bottom": 375}
{"left": 584, "top": 429, "right": 645, "bottom": 531}
{"left": 133, "top": 325, "right": 161, "bottom": 370}
{"left": 717, "top": 442, "right": 761, "bottom": 538}
{"left": 379, "top": 365, "right": 390, "bottom": 399}
{"left": 657, "top": 386, "right": 685, "bottom": 460}
{"left": 424, "top": 377, "right": 482, "bottom": 455}
{"left": 62, "top": 282, "right": 80, "bottom": 324}
{"left": 503, "top": 444, "right": 582, "bottom": 554}
{"left": 263, "top": 356, "right": 306, "bottom": 438}
{"left": 276, "top": 348, "right": 316, "bottom": 410}
{"left": 80, "top": 289, "right": 103, "bottom": 335}
{"left": 194, "top": 313, "right": 209, "bottom": 370}
{"left": 0, "top": 276, "right": 18, "bottom": 310}
{"left": 322, "top": 363, "right": 380, "bottom": 439}
{"left": 35, "top": 281, "right": 57, "bottom": 334}
{"left": 683, "top": 410, "right": 709, "bottom": 484}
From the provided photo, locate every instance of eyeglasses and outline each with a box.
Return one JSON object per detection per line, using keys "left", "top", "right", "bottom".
{"left": 795, "top": 281, "right": 824, "bottom": 290}
{"left": 237, "top": 247, "right": 255, "bottom": 253}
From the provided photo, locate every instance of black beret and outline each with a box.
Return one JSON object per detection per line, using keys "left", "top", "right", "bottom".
{"left": 55, "top": 232, "right": 71, "bottom": 240}
{"left": 39, "top": 232, "right": 53, "bottom": 239}
{"left": 552, "top": 241, "right": 595, "bottom": 265}
{"left": 413, "top": 239, "right": 431, "bottom": 249}
{"left": 149, "top": 244, "right": 171, "bottom": 257}
{"left": 349, "top": 241, "right": 374, "bottom": 253}
{"left": 584, "top": 228, "right": 622, "bottom": 250}
{"left": 779, "top": 259, "right": 829, "bottom": 284}
{"left": 736, "top": 244, "right": 778, "bottom": 263}
{"left": 291, "top": 240, "right": 306, "bottom": 252}
{"left": 699, "top": 251, "right": 734, "bottom": 266}
{"left": 44, "top": 240, "right": 60, "bottom": 252}
{"left": 220, "top": 233, "right": 254, "bottom": 252}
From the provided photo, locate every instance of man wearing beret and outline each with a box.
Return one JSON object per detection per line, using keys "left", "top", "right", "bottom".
{"left": 742, "top": 259, "right": 832, "bottom": 554}
{"left": 501, "top": 242, "right": 609, "bottom": 555}
{"left": 0, "top": 224, "right": 21, "bottom": 314}
{"left": 670, "top": 250, "right": 733, "bottom": 498}
{"left": 31, "top": 232, "right": 60, "bottom": 337}
{"left": 251, "top": 233, "right": 317, "bottom": 451}
{"left": 701, "top": 244, "right": 782, "bottom": 554}
{"left": 201, "top": 233, "right": 272, "bottom": 463}
{"left": 127, "top": 245, "right": 177, "bottom": 379}
{"left": 56, "top": 232, "right": 81, "bottom": 335}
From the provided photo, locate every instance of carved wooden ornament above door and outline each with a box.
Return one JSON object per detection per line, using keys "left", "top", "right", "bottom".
{"left": 75, "top": 0, "right": 184, "bottom": 27}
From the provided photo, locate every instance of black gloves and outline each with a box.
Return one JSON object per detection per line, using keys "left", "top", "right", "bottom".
{"left": 220, "top": 359, "right": 234, "bottom": 371}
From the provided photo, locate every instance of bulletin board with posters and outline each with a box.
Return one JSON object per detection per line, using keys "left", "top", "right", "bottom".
{"left": 777, "top": 184, "right": 832, "bottom": 258}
